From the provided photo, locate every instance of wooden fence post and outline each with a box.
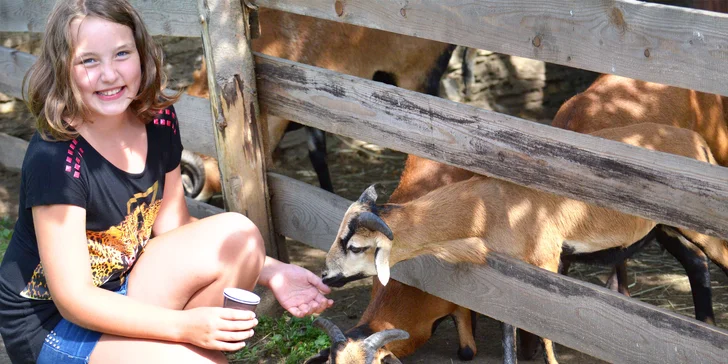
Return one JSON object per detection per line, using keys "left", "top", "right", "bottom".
{"left": 196, "top": 0, "right": 287, "bottom": 261}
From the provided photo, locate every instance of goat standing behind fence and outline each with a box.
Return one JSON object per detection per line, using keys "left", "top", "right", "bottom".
{"left": 320, "top": 123, "right": 723, "bottom": 364}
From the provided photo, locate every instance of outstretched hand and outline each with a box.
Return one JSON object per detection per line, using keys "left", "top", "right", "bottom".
{"left": 267, "top": 262, "right": 334, "bottom": 317}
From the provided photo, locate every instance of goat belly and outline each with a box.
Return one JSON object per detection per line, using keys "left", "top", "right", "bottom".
{"left": 561, "top": 238, "right": 652, "bottom": 266}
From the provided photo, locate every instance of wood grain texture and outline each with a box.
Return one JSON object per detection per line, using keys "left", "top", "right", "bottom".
{"left": 392, "top": 254, "right": 728, "bottom": 364}
{"left": 198, "top": 0, "right": 285, "bottom": 259}
{"left": 0, "top": 132, "right": 28, "bottom": 171}
{"left": 268, "top": 173, "right": 350, "bottom": 251}
{"left": 0, "top": 0, "right": 200, "bottom": 37}
{"left": 255, "top": 53, "right": 728, "bottom": 240}
{"left": 0, "top": 46, "right": 34, "bottom": 100}
{"left": 0, "top": 46, "right": 217, "bottom": 157}
{"left": 256, "top": 0, "right": 728, "bottom": 97}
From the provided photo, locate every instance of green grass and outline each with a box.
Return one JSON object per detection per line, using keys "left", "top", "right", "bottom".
{"left": 0, "top": 216, "right": 13, "bottom": 261}
{"left": 227, "top": 314, "right": 331, "bottom": 364}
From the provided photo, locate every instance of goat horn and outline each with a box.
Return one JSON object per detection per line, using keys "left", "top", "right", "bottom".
{"left": 313, "top": 317, "right": 347, "bottom": 345}
{"left": 357, "top": 184, "right": 379, "bottom": 206}
{"left": 357, "top": 212, "right": 394, "bottom": 240}
{"left": 363, "top": 329, "right": 410, "bottom": 352}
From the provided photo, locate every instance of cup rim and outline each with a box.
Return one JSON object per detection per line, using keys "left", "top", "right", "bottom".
{"left": 223, "top": 287, "right": 261, "bottom": 304}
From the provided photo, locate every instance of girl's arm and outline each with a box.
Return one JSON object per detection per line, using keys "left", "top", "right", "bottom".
{"left": 34, "top": 204, "right": 247, "bottom": 350}
{"left": 153, "top": 165, "right": 195, "bottom": 236}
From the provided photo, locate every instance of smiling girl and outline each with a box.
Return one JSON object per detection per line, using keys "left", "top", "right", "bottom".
{"left": 0, "top": 1, "right": 333, "bottom": 363}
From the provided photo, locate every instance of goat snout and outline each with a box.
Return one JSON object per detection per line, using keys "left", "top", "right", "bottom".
{"left": 322, "top": 272, "right": 368, "bottom": 288}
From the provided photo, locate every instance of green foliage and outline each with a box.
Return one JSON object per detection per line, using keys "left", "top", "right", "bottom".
{"left": 0, "top": 216, "right": 13, "bottom": 260}
{"left": 228, "top": 314, "right": 331, "bottom": 364}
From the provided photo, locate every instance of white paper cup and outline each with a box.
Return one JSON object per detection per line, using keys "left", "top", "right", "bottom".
{"left": 223, "top": 288, "right": 261, "bottom": 312}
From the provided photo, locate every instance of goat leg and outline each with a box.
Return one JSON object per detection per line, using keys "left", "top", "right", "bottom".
{"left": 605, "top": 262, "right": 630, "bottom": 296}
{"left": 305, "top": 126, "right": 333, "bottom": 192}
{"left": 656, "top": 227, "right": 715, "bottom": 325}
{"left": 541, "top": 337, "right": 558, "bottom": 364}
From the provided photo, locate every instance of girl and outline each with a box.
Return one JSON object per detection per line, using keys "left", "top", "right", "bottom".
{"left": 0, "top": 0, "right": 333, "bottom": 363}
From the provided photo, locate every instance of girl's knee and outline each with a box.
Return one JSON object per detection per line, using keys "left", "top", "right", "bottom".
{"left": 215, "top": 212, "right": 265, "bottom": 259}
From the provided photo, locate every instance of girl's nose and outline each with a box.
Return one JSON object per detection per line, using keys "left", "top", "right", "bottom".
{"left": 99, "top": 62, "right": 119, "bottom": 83}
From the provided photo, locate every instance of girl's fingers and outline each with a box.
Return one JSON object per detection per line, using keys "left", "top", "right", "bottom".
{"left": 289, "top": 307, "right": 303, "bottom": 318}
{"left": 218, "top": 317, "right": 258, "bottom": 331}
{"left": 217, "top": 340, "right": 247, "bottom": 352}
{"left": 220, "top": 307, "right": 256, "bottom": 320}
{"left": 216, "top": 329, "right": 255, "bottom": 343}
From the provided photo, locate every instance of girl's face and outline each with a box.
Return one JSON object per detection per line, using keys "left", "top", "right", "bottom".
{"left": 70, "top": 16, "right": 141, "bottom": 121}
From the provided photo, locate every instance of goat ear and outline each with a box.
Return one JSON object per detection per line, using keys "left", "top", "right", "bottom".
{"left": 375, "top": 244, "right": 391, "bottom": 286}
{"left": 357, "top": 184, "right": 379, "bottom": 206}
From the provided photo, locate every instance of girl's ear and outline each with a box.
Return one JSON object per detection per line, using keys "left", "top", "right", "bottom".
{"left": 374, "top": 240, "right": 392, "bottom": 286}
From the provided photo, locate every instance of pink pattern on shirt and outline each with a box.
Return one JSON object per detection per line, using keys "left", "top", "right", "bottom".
{"left": 65, "top": 139, "right": 83, "bottom": 179}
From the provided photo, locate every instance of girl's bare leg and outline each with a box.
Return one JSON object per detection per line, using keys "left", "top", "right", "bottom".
{"left": 90, "top": 212, "right": 265, "bottom": 364}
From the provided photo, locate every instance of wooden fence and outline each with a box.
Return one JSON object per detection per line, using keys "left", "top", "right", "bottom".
{"left": 2, "top": 0, "right": 728, "bottom": 362}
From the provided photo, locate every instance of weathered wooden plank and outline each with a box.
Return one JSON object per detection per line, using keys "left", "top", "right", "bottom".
{"left": 0, "top": 0, "right": 199, "bottom": 37}
{"left": 185, "top": 196, "right": 223, "bottom": 219}
{"left": 393, "top": 255, "right": 728, "bottom": 364}
{"left": 269, "top": 167, "right": 728, "bottom": 364}
{"left": 257, "top": 0, "right": 728, "bottom": 97}
{"left": 255, "top": 54, "right": 728, "bottom": 240}
{"left": 173, "top": 93, "right": 216, "bottom": 157}
{"left": 268, "top": 173, "right": 350, "bottom": 251}
{"left": 0, "top": 46, "right": 33, "bottom": 100}
{"left": 0, "top": 46, "right": 216, "bottom": 157}
{"left": 199, "top": 0, "right": 286, "bottom": 260}
{"left": 0, "top": 132, "right": 28, "bottom": 171}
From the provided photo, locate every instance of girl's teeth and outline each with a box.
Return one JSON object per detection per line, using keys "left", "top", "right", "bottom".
{"left": 99, "top": 88, "right": 122, "bottom": 96}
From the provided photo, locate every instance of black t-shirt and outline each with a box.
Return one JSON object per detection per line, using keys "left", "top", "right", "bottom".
{"left": 0, "top": 106, "right": 182, "bottom": 364}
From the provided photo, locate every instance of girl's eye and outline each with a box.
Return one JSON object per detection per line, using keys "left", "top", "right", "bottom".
{"left": 349, "top": 246, "right": 368, "bottom": 254}
{"left": 117, "top": 51, "right": 129, "bottom": 57}
{"left": 81, "top": 58, "right": 96, "bottom": 65}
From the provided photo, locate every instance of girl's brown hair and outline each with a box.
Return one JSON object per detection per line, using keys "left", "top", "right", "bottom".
{"left": 24, "top": 0, "right": 180, "bottom": 140}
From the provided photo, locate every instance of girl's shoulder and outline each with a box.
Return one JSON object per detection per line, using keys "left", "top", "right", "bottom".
{"left": 24, "top": 132, "right": 84, "bottom": 169}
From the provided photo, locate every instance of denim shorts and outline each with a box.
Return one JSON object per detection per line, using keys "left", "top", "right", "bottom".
{"left": 36, "top": 279, "right": 129, "bottom": 364}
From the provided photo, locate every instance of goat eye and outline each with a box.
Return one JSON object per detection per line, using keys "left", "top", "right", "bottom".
{"left": 348, "top": 246, "right": 367, "bottom": 254}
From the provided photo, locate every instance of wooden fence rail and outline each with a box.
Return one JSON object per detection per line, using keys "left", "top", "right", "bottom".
{"left": 257, "top": 0, "right": 728, "bottom": 97}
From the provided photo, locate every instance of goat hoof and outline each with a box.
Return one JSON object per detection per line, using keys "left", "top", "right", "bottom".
{"left": 457, "top": 346, "right": 475, "bottom": 361}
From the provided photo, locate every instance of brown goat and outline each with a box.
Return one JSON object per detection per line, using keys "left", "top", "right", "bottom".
{"left": 551, "top": 73, "right": 728, "bottom": 325}
{"left": 321, "top": 123, "right": 723, "bottom": 364}
{"left": 551, "top": 74, "right": 728, "bottom": 165}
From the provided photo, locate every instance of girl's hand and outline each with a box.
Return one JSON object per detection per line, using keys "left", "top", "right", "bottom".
{"left": 180, "top": 307, "right": 258, "bottom": 351}
{"left": 267, "top": 263, "right": 334, "bottom": 317}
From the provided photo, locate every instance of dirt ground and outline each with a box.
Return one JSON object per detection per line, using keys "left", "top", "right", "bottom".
{"left": 2, "top": 32, "right": 728, "bottom": 364}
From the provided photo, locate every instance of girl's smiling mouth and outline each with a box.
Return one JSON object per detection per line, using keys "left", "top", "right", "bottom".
{"left": 96, "top": 86, "right": 125, "bottom": 100}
